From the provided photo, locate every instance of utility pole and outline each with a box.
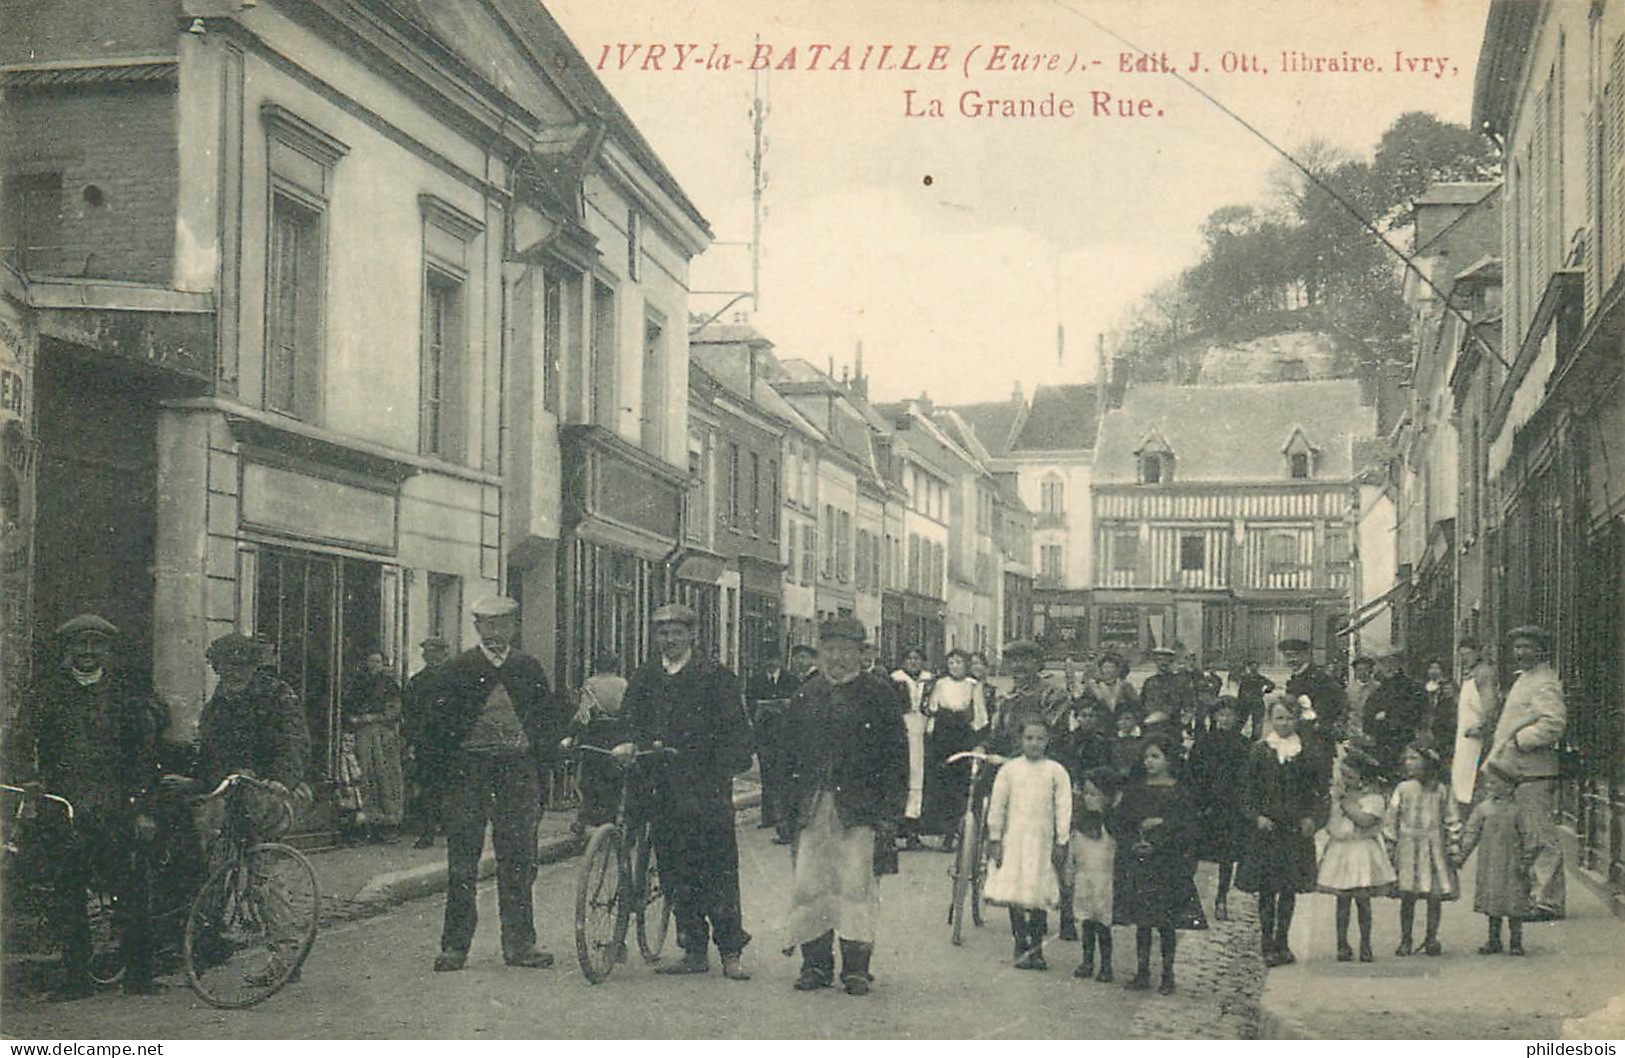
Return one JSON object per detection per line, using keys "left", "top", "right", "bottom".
{"left": 750, "top": 35, "right": 768, "bottom": 312}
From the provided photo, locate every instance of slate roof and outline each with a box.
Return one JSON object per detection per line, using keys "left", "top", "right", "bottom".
{"left": 1011, "top": 384, "right": 1099, "bottom": 452}
{"left": 690, "top": 342, "right": 824, "bottom": 441}
{"left": 1093, "top": 380, "right": 1375, "bottom": 485}
{"left": 945, "top": 399, "right": 1027, "bottom": 457}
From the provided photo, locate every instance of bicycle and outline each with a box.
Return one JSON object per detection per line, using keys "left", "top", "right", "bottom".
{"left": 568, "top": 744, "right": 674, "bottom": 983}
{"left": 181, "top": 773, "right": 320, "bottom": 1008}
{"left": 944, "top": 750, "right": 1001, "bottom": 946}
{"left": 0, "top": 784, "right": 127, "bottom": 987}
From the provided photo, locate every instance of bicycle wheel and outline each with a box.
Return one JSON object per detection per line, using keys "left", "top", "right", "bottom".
{"left": 184, "top": 843, "right": 319, "bottom": 1009}
{"left": 574, "top": 825, "right": 629, "bottom": 983}
{"left": 632, "top": 826, "right": 670, "bottom": 962}
{"left": 969, "top": 811, "right": 988, "bottom": 927}
{"left": 949, "top": 816, "right": 974, "bottom": 946}
{"left": 87, "top": 891, "right": 125, "bottom": 985}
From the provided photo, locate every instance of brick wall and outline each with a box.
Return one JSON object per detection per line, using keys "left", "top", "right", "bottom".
{"left": 1, "top": 82, "right": 178, "bottom": 283}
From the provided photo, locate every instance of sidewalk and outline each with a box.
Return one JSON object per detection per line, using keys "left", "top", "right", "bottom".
{"left": 1259, "top": 856, "right": 1625, "bottom": 1039}
{"left": 308, "top": 776, "right": 762, "bottom": 917}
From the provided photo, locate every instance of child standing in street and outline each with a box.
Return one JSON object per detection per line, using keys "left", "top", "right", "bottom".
{"left": 1188, "top": 697, "right": 1252, "bottom": 922}
{"left": 1456, "top": 761, "right": 1531, "bottom": 956}
{"left": 985, "top": 718, "right": 1073, "bottom": 970}
{"left": 1113, "top": 736, "right": 1208, "bottom": 995}
{"left": 1384, "top": 743, "right": 1461, "bottom": 956}
{"left": 1316, "top": 746, "right": 1395, "bottom": 962}
{"left": 1068, "top": 766, "right": 1122, "bottom": 982}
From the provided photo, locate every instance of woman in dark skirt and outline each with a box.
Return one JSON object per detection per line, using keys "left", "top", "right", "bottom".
{"left": 1188, "top": 696, "right": 1252, "bottom": 921}
{"left": 1236, "top": 694, "right": 1329, "bottom": 967}
{"left": 922, "top": 649, "right": 986, "bottom": 848}
{"left": 1112, "top": 735, "right": 1208, "bottom": 995}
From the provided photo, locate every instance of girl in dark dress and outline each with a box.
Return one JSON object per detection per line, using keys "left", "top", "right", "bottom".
{"left": 1188, "top": 696, "right": 1251, "bottom": 921}
{"left": 1112, "top": 736, "right": 1207, "bottom": 995}
{"left": 1236, "top": 695, "right": 1329, "bottom": 967}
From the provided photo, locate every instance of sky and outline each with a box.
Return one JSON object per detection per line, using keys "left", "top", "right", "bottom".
{"left": 546, "top": 0, "right": 1492, "bottom": 405}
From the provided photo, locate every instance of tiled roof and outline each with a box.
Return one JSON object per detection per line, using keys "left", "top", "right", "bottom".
{"left": 944, "top": 399, "right": 1027, "bottom": 457}
{"left": 1012, "top": 384, "right": 1099, "bottom": 452}
{"left": 1093, "top": 380, "right": 1375, "bottom": 484}
{"left": 690, "top": 343, "right": 824, "bottom": 440}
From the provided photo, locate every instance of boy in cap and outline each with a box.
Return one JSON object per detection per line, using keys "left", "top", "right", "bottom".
{"left": 419, "top": 596, "right": 564, "bottom": 971}
{"left": 781, "top": 616, "right": 908, "bottom": 995}
{"left": 5, "top": 615, "right": 165, "bottom": 998}
{"left": 615, "top": 602, "right": 756, "bottom": 980}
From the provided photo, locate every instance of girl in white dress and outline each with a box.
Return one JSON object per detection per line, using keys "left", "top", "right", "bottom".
{"left": 1068, "top": 765, "right": 1122, "bottom": 982}
{"left": 985, "top": 718, "right": 1073, "bottom": 970}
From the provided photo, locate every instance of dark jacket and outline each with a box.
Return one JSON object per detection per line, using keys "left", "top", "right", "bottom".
{"left": 4, "top": 671, "right": 164, "bottom": 817}
{"left": 745, "top": 668, "right": 799, "bottom": 702}
{"left": 1140, "top": 671, "right": 1194, "bottom": 722}
{"left": 783, "top": 671, "right": 908, "bottom": 834}
{"left": 196, "top": 671, "right": 311, "bottom": 791}
{"left": 419, "top": 648, "right": 562, "bottom": 781}
{"left": 1285, "top": 664, "right": 1349, "bottom": 746}
{"left": 623, "top": 653, "right": 755, "bottom": 821}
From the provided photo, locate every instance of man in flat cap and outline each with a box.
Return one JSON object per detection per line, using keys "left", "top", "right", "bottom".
{"left": 782, "top": 616, "right": 907, "bottom": 995}
{"left": 404, "top": 636, "right": 451, "bottom": 849}
{"left": 420, "top": 596, "right": 564, "bottom": 971}
{"left": 615, "top": 602, "right": 756, "bottom": 979}
{"left": 4, "top": 615, "right": 165, "bottom": 999}
{"left": 1487, "top": 625, "right": 1566, "bottom": 920}
{"left": 986, "top": 640, "right": 1070, "bottom": 756}
{"left": 1281, "top": 638, "right": 1347, "bottom": 755}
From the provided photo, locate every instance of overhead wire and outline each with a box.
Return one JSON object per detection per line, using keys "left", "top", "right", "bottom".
{"left": 1047, "top": 0, "right": 1514, "bottom": 372}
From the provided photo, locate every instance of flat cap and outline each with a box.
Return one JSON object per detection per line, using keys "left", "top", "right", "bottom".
{"left": 206, "top": 632, "right": 267, "bottom": 666}
{"left": 651, "top": 602, "right": 698, "bottom": 627}
{"left": 471, "top": 595, "right": 519, "bottom": 619}
{"left": 54, "top": 613, "right": 119, "bottom": 639}
{"left": 818, "top": 615, "right": 866, "bottom": 643}
{"left": 1003, "top": 639, "right": 1043, "bottom": 660}
{"left": 1277, "top": 638, "right": 1312, "bottom": 653}
{"left": 1506, "top": 624, "right": 1549, "bottom": 643}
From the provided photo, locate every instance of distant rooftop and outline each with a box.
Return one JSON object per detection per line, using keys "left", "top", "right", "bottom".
{"left": 1012, "top": 384, "right": 1099, "bottom": 452}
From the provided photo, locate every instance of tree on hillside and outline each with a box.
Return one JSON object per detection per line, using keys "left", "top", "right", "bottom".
{"left": 1115, "top": 113, "right": 1502, "bottom": 381}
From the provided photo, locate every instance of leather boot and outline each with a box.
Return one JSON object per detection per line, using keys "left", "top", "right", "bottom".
{"left": 839, "top": 939, "right": 873, "bottom": 995}
{"left": 794, "top": 931, "right": 835, "bottom": 991}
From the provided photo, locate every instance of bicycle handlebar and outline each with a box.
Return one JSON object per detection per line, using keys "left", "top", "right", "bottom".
{"left": 570, "top": 744, "right": 678, "bottom": 761}
{"left": 197, "top": 773, "right": 282, "bottom": 800}
{"left": 1, "top": 783, "right": 76, "bottom": 823}
{"left": 946, "top": 750, "right": 1000, "bottom": 766}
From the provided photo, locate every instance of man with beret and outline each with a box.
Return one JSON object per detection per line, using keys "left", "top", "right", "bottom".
{"left": 404, "top": 636, "right": 451, "bottom": 848}
{"left": 1486, "top": 626, "right": 1567, "bottom": 920}
{"left": 420, "top": 596, "right": 563, "bottom": 972}
{"left": 782, "top": 616, "right": 908, "bottom": 995}
{"left": 1281, "top": 638, "right": 1347, "bottom": 755}
{"left": 615, "top": 603, "right": 756, "bottom": 980}
{"left": 4, "top": 615, "right": 165, "bottom": 999}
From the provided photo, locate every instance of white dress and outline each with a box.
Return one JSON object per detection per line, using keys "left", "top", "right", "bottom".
{"left": 893, "top": 669, "right": 933, "bottom": 820}
{"left": 1451, "top": 677, "right": 1484, "bottom": 804}
{"left": 983, "top": 756, "right": 1072, "bottom": 910}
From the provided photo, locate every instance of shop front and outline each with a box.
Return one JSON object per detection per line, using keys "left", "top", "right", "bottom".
{"left": 558, "top": 425, "right": 685, "bottom": 689}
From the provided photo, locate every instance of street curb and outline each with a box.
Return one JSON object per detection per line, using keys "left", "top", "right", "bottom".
{"left": 352, "top": 787, "right": 763, "bottom": 907}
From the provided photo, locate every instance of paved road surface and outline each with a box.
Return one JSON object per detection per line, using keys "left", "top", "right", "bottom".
{"left": 4, "top": 816, "right": 1264, "bottom": 1039}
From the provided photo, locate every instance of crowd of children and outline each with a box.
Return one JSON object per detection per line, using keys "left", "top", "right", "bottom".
{"left": 969, "top": 670, "right": 1542, "bottom": 995}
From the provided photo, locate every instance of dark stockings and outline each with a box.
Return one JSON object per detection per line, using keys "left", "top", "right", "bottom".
{"left": 1080, "top": 920, "right": 1113, "bottom": 974}
{"left": 1007, "top": 908, "right": 1048, "bottom": 952}
{"left": 1134, "top": 926, "right": 1177, "bottom": 980}
{"left": 1216, "top": 861, "right": 1235, "bottom": 902}
{"left": 1334, "top": 895, "right": 1374, "bottom": 950}
{"left": 1257, "top": 889, "right": 1297, "bottom": 952}
{"left": 1398, "top": 895, "right": 1443, "bottom": 947}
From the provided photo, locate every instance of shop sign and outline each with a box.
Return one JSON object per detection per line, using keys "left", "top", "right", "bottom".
{"left": 1099, "top": 605, "right": 1140, "bottom": 641}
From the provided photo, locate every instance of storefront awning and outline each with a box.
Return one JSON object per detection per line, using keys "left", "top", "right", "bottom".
{"left": 674, "top": 549, "right": 726, "bottom": 584}
{"left": 1335, "top": 580, "right": 1410, "bottom": 637}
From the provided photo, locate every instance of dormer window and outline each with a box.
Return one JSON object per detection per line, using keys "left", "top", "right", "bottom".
{"left": 1135, "top": 430, "right": 1174, "bottom": 485}
{"left": 1282, "top": 427, "right": 1319, "bottom": 480}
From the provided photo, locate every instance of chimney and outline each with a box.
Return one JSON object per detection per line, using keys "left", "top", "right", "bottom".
{"left": 1109, "top": 355, "right": 1130, "bottom": 408}
{"left": 1096, "top": 333, "right": 1108, "bottom": 427}
{"left": 1011, "top": 380, "right": 1024, "bottom": 403}
{"left": 853, "top": 341, "right": 868, "bottom": 400}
